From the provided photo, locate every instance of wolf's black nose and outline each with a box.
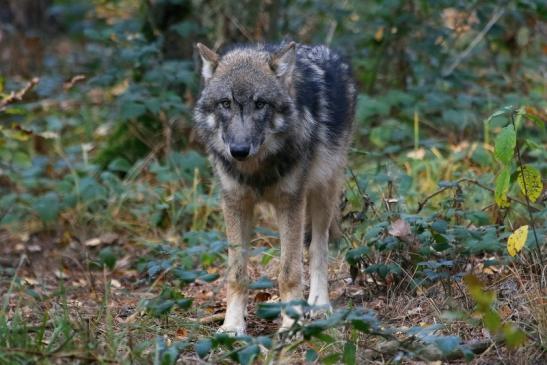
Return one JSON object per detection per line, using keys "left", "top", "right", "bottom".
{"left": 230, "top": 144, "right": 251, "bottom": 160}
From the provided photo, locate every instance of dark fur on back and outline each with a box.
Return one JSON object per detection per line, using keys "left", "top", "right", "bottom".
{"left": 194, "top": 43, "right": 356, "bottom": 193}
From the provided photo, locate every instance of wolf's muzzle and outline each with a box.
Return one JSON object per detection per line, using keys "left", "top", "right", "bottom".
{"left": 229, "top": 143, "right": 251, "bottom": 160}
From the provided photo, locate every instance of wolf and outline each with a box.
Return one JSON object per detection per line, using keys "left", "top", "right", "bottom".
{"left": 194, "top": 41, "right": 356, "bottom": 335}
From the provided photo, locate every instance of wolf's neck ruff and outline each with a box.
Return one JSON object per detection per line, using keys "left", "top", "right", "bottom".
{"left": 211, "top": 136, "right": 305, "bottom": 192}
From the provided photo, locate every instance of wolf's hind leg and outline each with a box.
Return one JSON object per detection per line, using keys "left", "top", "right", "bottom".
{"left": 219, "top": 194, "right": 254, "bottom": 336}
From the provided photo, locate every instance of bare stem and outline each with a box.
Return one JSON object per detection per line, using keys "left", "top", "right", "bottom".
{"left": 510, "top": 111, "right": 544, "bottom": 272}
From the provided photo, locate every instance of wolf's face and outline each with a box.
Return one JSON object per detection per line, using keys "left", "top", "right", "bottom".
{"left": 194, "top": 43, "right": 296, "bottom": 162}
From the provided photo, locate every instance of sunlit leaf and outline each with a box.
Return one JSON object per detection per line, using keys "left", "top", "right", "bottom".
{"left": 516, "top": 165, "right": 542, "bottom": 202}
{"left": 507, "top": 225, "right": 528, "bottom": 257}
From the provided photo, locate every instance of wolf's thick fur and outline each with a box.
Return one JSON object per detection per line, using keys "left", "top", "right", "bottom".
{"left": 194, "top": 42, "right": 356, "bottom": 334}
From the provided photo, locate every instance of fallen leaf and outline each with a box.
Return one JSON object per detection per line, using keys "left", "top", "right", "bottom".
{"left": 388, "top": 219, "right": 411, "bottom": 238}
{"left": 27, "top": 244, "right": 42, "bottom": 252}
{"left": 84, "top": 237, "right": 102, "bottom": 247}
{"left": 254, "top": 292, "right": 272, "bottom": 302}
{"left": 54, "top": 270, "right": 68, "bottom": 279}
{"left": 111, "top": 279, "right": 122, "bottom": 288}
{"left": 507, "top": 225, "right": 528, "bottom": 257}
{"left": 24, "top": 277, "right": 39, "bottom": 286}
{"left": 100, "top": 233, "right": 119, "bottom": 244}
{"left": 175, "top": 328, "right": 188, "bottom": 339}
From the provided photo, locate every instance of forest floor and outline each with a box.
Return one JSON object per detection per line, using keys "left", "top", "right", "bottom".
{"left": 1, "top": 226, "right": 545, "bottom": 364}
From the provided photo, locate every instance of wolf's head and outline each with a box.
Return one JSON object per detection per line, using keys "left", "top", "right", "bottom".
{"left": 194, "top": 43, "right": 297, "bottom": 163}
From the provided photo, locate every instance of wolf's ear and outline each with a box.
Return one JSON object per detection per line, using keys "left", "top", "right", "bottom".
{"left": 270, "top": 42, "right": 296, "bottom": 87}
{"left": 196, "top": 43, "right": 219, "bottom": 82}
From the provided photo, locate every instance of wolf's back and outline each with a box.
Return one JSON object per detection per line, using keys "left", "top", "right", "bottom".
{"left": 294, "top": 44, "right": 356, "bottom": 147}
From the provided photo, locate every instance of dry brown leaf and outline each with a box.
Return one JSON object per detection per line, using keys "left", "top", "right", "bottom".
{"left": 254, "top": 292, "right": 272, "bottom": 302}
{"left": 388, "top": 219, "right": 411, "bottom": 238}
{"left": 175, "top": 328, "right": 188, "bottom": 339}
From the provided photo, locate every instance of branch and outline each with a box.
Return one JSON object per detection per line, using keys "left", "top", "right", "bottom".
{"left": 416, "top": 178, "right": 541, "bottom": 213}
{"left": 0, "top": 77, "right": 40, "bottom": 110}
{"left": 442, "top": 7, "right": 505, "bottom": 77}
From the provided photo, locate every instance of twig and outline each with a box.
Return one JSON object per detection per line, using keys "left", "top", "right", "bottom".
{"left": 198, "top": 312, "right": 225, "bottom": 324}
{"left": 416, "top": 178, "right": 541, "bottom": 213}
{"left": 0, "top": 77, "right": 40, "bottom": 110}
{"left": 442, "top": 6, "right": 505, "bottom": 77}
{"left": 416, "top": 186, "right": 451, "bottom": 213}
{"left": 63, "top": 75, "right": 86, "bottom": 91}
{"left": 510, "top": 112, "right": 544, "bottom": 271}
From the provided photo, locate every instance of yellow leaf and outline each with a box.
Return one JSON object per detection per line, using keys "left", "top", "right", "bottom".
{"left": 507, "top": 225, "right": 528, "bottom": 257}
{"left": 517, "top": 165, "right": 543, "bottom": 203}
{"left": 374, "top": 27, "right": 384, "bottom": 42}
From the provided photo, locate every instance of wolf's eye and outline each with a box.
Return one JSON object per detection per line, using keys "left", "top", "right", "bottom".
{"left": 255, "top": 100, "right": 266, "bottom": 110}
{"left": 220, "top": 100, "right": 231, "bottom": 109}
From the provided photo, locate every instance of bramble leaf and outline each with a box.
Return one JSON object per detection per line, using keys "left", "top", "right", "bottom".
{"left": 494, "top": 125, "right": 516, "bottom": 165}
{"left": 516, "top": 165, "right": 542, "bottom": 202}
{"left": 507, "top": 225, "right": 528, "bottom": 257}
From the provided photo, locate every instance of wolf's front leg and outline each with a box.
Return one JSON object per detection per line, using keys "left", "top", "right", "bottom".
{"left": 219, "top": 194, "right": 254, "bottom": 336}
{"left": 275, "top": 194, "right": 305, "bottom": 331}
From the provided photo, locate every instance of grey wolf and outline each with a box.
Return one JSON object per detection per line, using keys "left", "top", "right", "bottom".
{"left": 193, "top": 41, "right": 356, "bottom": 335}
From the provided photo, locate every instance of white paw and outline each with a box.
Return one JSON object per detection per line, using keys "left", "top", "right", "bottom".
{"left": 217, "top": 324, "right": 246, "bottom": 336}
{"left": 307, "top": 294, "right": 332, "bottom": 318}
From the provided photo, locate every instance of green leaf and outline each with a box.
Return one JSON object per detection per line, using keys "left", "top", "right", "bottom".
{"left": 237, "top": 344, "right": 259, "bottom": 365}
{"left": 434, "top": 336, "right": 460, "bottom": 355}
{"left": 175, "top": 298, "right": 192, "bottom": 310}
{"left": 198, "top": 273, "right": 220, "bottom": 283}
{"left": 494, "top": 167, "right": 511, "bottom": 208}
{"left": 160, "top": 342, "right": 187, "bottom": 365}
{"left": 516, "top": 165, "right": 542, "bottom": 202}
{"left": 256, "top": 302, "right": 282, "bottom": 320}
{"left": 173, "top": 269, "right": 199, "bottom": 284}
{"left": 148, "top": 300, "right": 175, "bottom": 317}
{"left": 342, "top": 341, "right": 356, "bottom": 365}
{"left": 346, "top": 246, "right": 369, "bottom": 265}
{"left": 13, "top": 151, "right": 31, "bottom": 167}
{"left": 32, "top": 192, "right": 60, "bottom": 223}
{"left": 249, "top": 276, "right": 274, "bottom": 290}
{"left": 322, "top": 353, "right": 341, "bottom": 365}
{"left": 351, "top": 319, "right": 370, "bottom": 333}
{"left": 494, "top": 125, "right": 516, "bottom": 165}
{"left": 99, "top": 247, "right": 117, "bottom": 269}
{"left": 502, "top": 324, "right": 527, "bottom": 348}
{"left": 120, "top": 102, "right": 146, "bottom": 120}
{"left": 195, "top": 339, "right": 212, "bottom": 359}
{"left": 483, "top": 309, "right": 501, "bottom": 332}
{"left": 486, "top": 106, "right": 514, "bottom": 122}
{"left": 305, "top": 349, "right": 318, "bottom": 362}
{"left": 108, "top": 157, "right": 132, "bottom": 173}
